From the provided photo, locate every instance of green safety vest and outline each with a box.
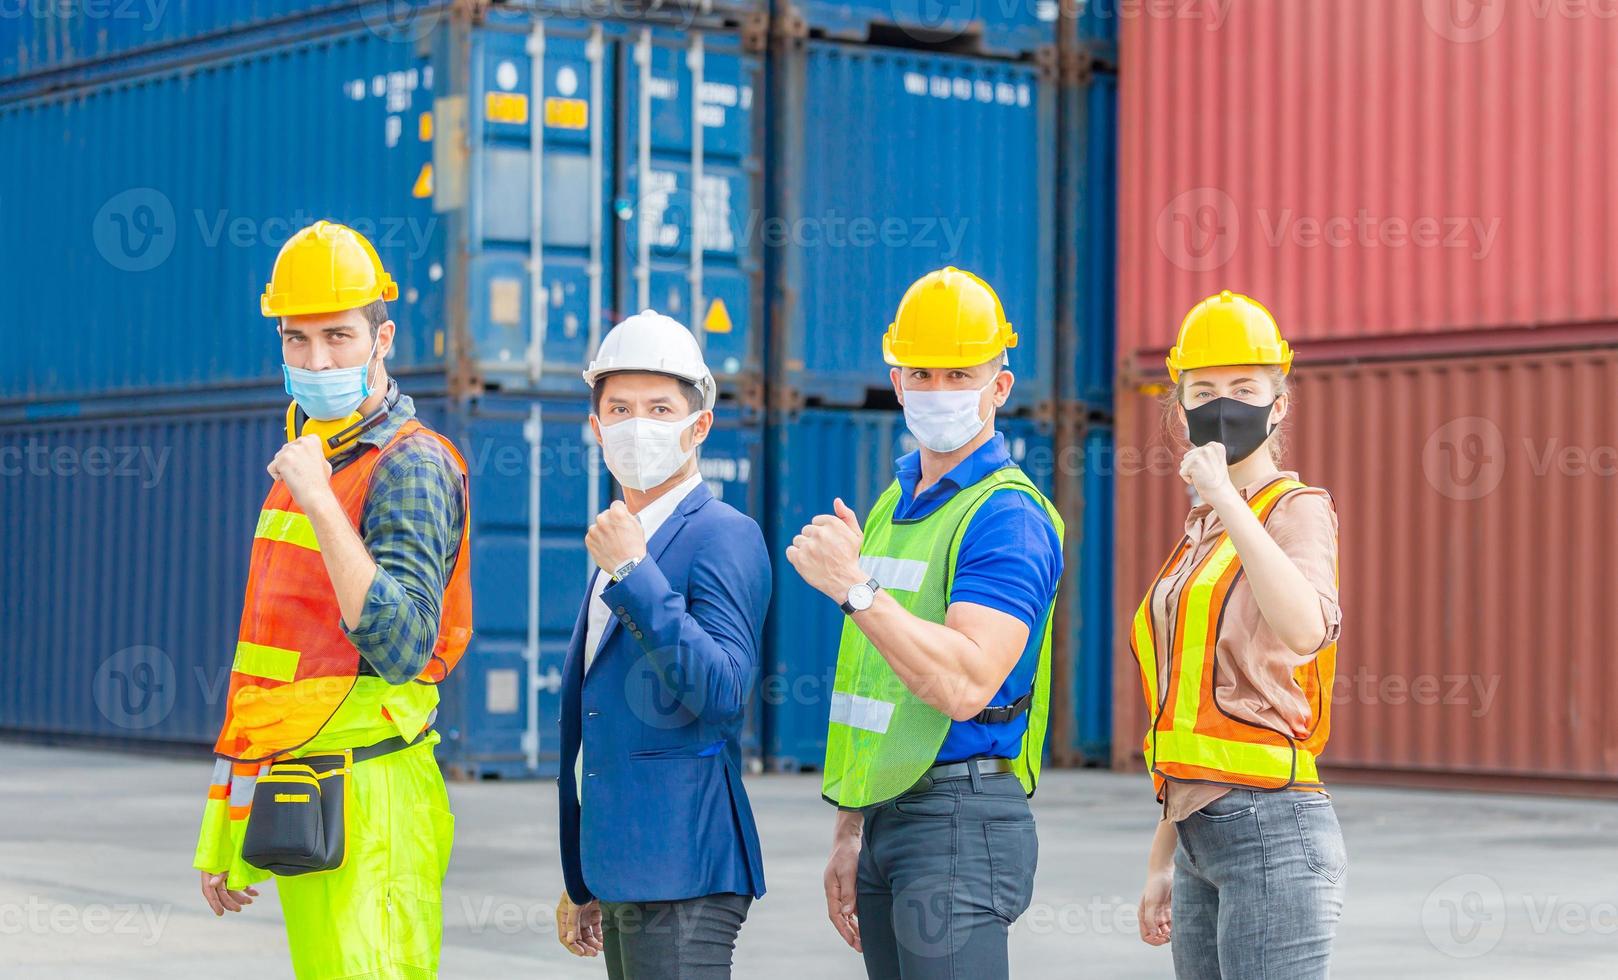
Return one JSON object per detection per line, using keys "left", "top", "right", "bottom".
{"left": 822, "top": 465, "right": 1064, "bottom": 809}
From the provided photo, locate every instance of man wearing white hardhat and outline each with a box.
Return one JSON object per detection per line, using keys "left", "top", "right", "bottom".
{"left": 552, "top": 310, "right": 771, "bottom": 979}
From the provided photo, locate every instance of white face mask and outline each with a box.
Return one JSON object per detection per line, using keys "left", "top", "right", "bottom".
{"left": 597, "top": 411, "right": 704, "bottom": 491}
{"left": 901, "top": 378, "right": 996, "bottom": 453}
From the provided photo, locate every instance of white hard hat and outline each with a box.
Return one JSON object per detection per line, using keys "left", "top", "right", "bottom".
{"left": 582, "top": 309, "right": 717, "bottom": 410}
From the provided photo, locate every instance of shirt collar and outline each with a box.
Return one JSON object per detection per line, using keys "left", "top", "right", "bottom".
{"left": 326, "top": 392, "right": 416, "bottom": 469}
{"left": 635, "top": 469, "right": 704, "bottom": 541}
{"left": 895, "top": 431, "right": 1013, "bottom": 498}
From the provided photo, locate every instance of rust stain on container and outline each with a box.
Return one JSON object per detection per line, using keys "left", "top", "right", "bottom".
{"left": 1118, "top": 0, "right": 1618, "bottom": 354}
{"left": 1112, "top": 349, "right": 1618, "bottom": 788}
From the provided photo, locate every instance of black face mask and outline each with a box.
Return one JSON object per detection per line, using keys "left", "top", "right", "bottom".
{"left": 1185, "top": 397, "right": 1277, "bottom": 464}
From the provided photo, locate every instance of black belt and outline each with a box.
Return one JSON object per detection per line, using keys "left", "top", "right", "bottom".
{"left": 301, "top": 728, "right": 432, "bottom": 767}
{"left": 902, "top": 756, "right": 1015, "bottom": 797}
{"left": 971, "top": 690, "right": 1033, "bottom": 725}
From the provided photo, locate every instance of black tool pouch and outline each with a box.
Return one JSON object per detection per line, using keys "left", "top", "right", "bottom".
{"left": 241, "top": 751, "right": 351, "bottom": 876}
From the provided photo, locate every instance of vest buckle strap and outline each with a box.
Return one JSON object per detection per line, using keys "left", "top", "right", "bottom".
{"left": 971, "top": 690, "right": 1033, "bottom": 725}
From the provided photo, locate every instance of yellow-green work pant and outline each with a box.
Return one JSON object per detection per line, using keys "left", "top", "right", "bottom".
{"left": 278, "top": 734, "right": 455, "bottom": 980}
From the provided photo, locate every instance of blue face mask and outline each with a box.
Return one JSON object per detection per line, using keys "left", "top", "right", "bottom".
{"left": 283, "top": 336, "right": 379, "bottom": 421}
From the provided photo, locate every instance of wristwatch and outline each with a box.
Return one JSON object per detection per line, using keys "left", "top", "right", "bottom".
{"left": 839, "top": 578, "right": 882, "bottom": 615}
{"left": 610, "top": 556, "right": 642, "bottom": 583}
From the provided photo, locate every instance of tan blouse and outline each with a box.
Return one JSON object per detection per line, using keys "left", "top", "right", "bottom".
{"left": 1147, "top": 471, "right": 1343, "bottom": 822}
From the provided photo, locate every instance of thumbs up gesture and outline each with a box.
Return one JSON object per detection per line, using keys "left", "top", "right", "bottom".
{"left": 786, "top": 497, "right": 867, "bottom": 600}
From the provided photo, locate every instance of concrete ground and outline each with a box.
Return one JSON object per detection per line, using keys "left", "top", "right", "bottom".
{"left": 4, "top": 743, "right": 1616, "bottom": 978}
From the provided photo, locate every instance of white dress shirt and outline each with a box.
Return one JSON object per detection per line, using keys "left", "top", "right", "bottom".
{"left": 576, "top": 470, "right": 704, "bottom": 804}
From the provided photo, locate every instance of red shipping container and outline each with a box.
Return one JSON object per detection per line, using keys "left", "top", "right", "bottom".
{"left": 1110, "top": 348, "right": 1618, "bottom": 792}
{"left": 1117, "top": 0, "right": 1618, "bottom": 361}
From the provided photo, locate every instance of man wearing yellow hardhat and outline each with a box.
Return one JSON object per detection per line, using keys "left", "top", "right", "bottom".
{"left": 786, "top": 267, "right": 1064, "bottom": 979}
{"left": 193, "top": 220, "right": 474, "bottom": 978}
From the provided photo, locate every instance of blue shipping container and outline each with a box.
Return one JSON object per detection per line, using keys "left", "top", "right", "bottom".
{"left": 769, "top": 41, "right": 1057, "bottom": 413}
{"left": 1068, "top": 420, "right": 1112, "bottom": 761}
{"left": 0, "top": 10, "right": 764, "bottom": 406}
{"left": 0, "top": 27, "right": 444, "bottom": 402}
{"left": 774, "top": 0, "right": 1058, "bottom": 58}
{"left": 762, "top": 408, "right": 1056, "bottom": 770}
{"left": 1061, "top": 68, "right": 1116, "bottom": 411}
{"left": 423, "top": 392, "right": 766, "bottom": 777}
{"left": 0, "top": 0, "right": 381, "bottom": 85}
{"left": 1074, "top": 0, "right": 1121, "bottom": 63}
{"left": 466, "top": 12, "right": 763, "bottom": 396}
{"left": 0, "top": 385, "right": 766, "bottom": 776}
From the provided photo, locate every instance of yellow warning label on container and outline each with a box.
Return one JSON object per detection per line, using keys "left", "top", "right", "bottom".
{"left": 545, "top": 97, "right": 589, "bottom": 130}
{"left": 485, "top": 91, "right": 530, "bottom": 125}
{"left": 412, "top": 162, "right": 433, "bottom": 199}
{"left": 419, "top": 111, "right": 434, "bottom": 142}
{"left": 704, "top": 298, "right": 733, "bottom": 334}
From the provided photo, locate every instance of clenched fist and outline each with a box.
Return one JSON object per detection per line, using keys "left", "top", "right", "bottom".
{"left": 267, "top": 435, "right": 334, "bottom": 509}
{"left": 786, "top": 497, "right": 867, "bottom": 601}
{"left": 586, "top": 500, "right": 647, "bottom": 574}
{"left": 1180, "top": 441, "right": 1238, "bottom": 505}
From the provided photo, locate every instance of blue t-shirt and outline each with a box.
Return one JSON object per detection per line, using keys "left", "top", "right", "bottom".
{"left": 888, "top": 432, "right": 1064, "bottom": 763}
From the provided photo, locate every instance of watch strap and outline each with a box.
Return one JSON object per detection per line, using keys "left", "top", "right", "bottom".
{"left": 839, "top": 577, "right": 882, "bottom": 615}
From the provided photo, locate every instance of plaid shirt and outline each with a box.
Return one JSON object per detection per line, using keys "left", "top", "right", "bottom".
{"left": 336, "top": 394, "right": 467, "bottom": 684}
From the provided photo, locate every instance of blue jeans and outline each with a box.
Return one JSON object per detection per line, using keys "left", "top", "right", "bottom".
{"left": 1171, "top": 789, "right": 1348, "bottom": 979}
{"left": 856, "top": 770, "right": 1038, "bottom": 979}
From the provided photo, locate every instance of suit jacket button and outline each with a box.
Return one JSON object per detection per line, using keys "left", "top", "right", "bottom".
{"left": 632, "top": 630, "right": 644, "bottom": 640}
{"left": 615, "top": 606, "right": 626, "bottom": 614}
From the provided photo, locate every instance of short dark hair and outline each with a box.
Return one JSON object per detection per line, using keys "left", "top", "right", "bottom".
{"left": 360, "top": 299, "right": 388, "bottom": 338}
{"left": 591, "top": 373, "right": 705, "bottom": 415}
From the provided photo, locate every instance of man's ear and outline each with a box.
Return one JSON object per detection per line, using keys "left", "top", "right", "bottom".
{"left": 588, "top": 412, "right": 604, "bottom": 447}
{"left": 378, "top": 320, "right": 396, "bottom": 356}
{"left": 992, "top": 368, "right": 1014, "bottom": 407}
{"left": 890, "top": 367, "right": 905, "bottom": 405}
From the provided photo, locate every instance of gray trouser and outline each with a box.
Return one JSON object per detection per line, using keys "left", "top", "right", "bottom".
{"left": 1172, "top": 788, "right": 1349, "bottom": 979}
{"left": 856, "top": 769, "right": 1038, "bottom": 980}
{"left": 599, "top": 893, "right": 752, "bottom": 980}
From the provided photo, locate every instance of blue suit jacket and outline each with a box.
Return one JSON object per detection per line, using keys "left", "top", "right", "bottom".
{"left": 558, "top": 482, "right": 770, "bottom": 904}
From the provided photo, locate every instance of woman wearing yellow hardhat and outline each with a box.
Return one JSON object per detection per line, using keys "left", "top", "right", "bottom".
{"left": 1131, "top": 291, "right": 1346, "bottom": 978}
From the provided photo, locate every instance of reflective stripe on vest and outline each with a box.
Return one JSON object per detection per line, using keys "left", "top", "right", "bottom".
{"left": 821, "top": 465, "right": 1064, "bottom": 809}
{"left": 210, "top": 419, "right": 474, "bottom": 764}
{"left": 1131, "top": 477, "right": 1337, "bottom": 797}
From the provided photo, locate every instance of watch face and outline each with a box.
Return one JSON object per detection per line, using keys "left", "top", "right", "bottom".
{"left": 847, "top": 583, "right": 874, "bottom": 610}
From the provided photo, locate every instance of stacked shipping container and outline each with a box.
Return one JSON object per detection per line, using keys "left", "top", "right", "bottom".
{"left": 1113, "top": 0, "right": 1618, "bottom": 791}
{"left": 0, "top": 0, "right": 1119, "bottom": 776}
{"left": 0, "top": 1, "right": 774, "bottom": 777}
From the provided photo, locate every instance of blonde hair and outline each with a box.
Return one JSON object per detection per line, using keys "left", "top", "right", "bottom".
{"left": 1161, "top": 365, "right": 1291, "bottom": 465}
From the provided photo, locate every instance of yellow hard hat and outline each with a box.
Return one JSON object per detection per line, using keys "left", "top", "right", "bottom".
{"left": 883, "top": 266, "right": 1018, "bottom": 368}
{"left": 1166, "top": 290, "right": 1294, "bottom": 382}
{"left": 261, "top": 220, "right": 398, "bottom": 318}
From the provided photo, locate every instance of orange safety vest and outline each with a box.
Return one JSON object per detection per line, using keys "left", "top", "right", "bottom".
{"left": 1130, "top": 477, "right": 1337, "bottom": 800}
{"left": 211, "top": 418, "right": 472, "bottom": 765}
